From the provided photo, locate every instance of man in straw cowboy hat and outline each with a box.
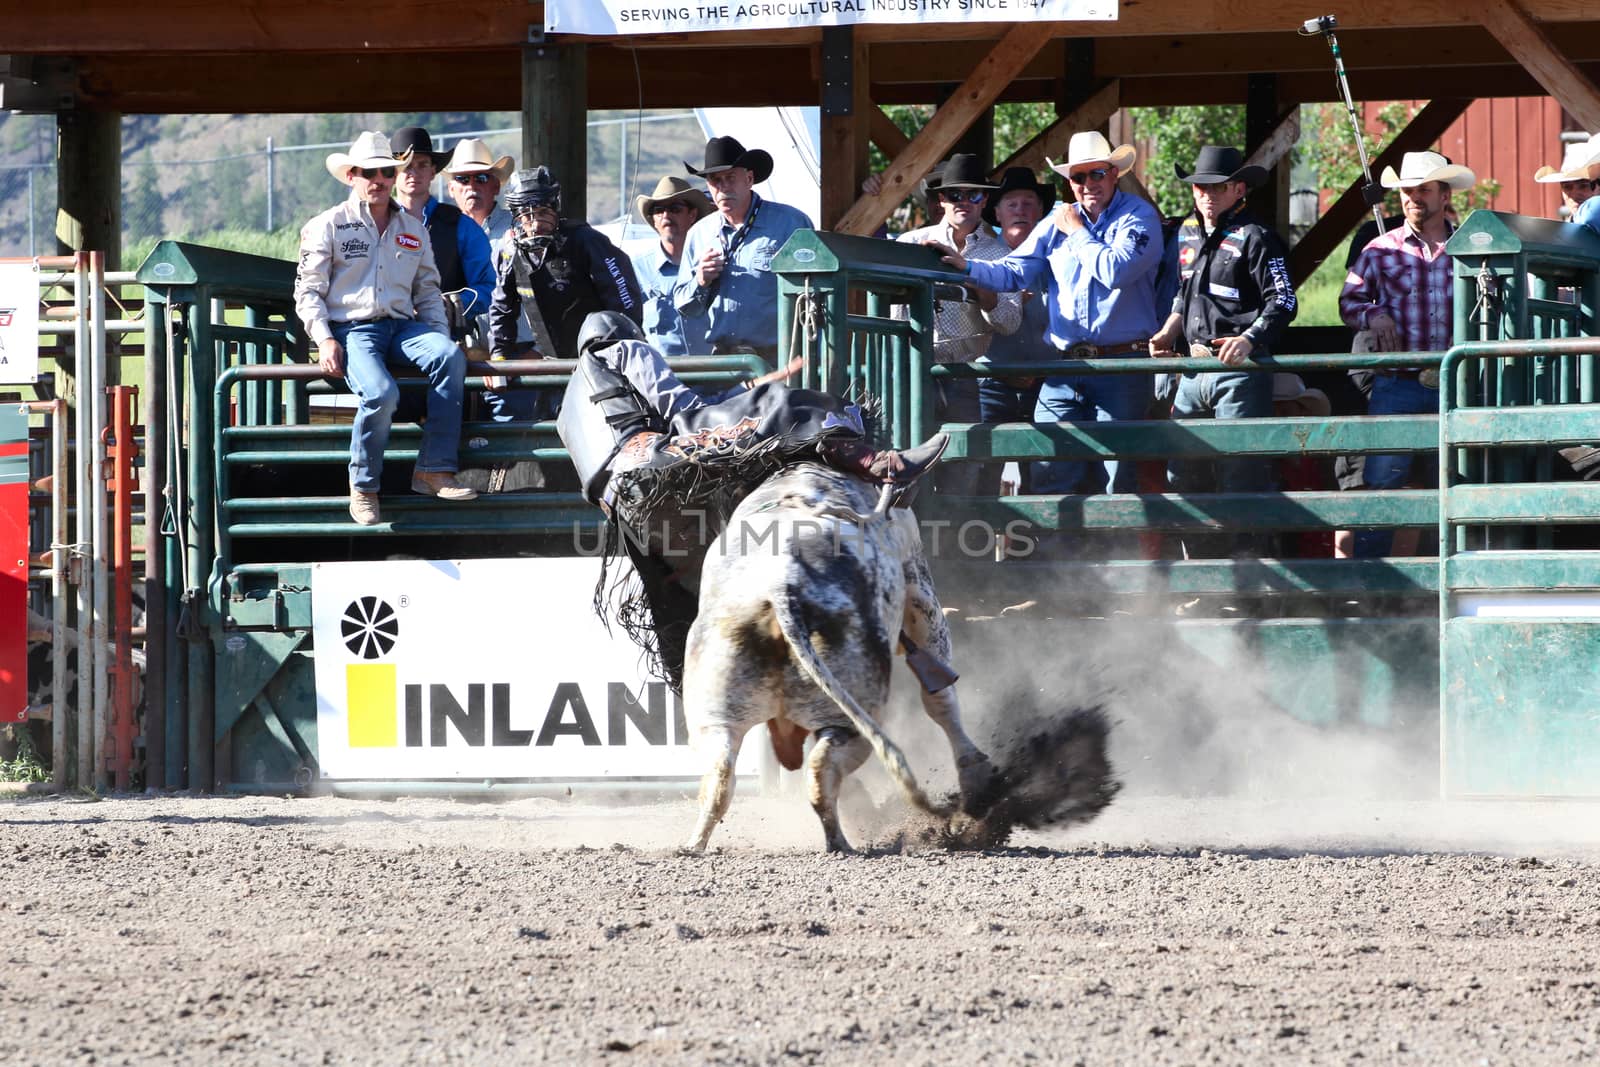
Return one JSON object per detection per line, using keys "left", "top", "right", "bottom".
{"left": 442, "top": 137, "right": 517, "bottom": 249}
{"left": 674, "top": 135, "right": 812, "bottom": 367}
{"left": 632, "top": 175, "right": 714, "bottom": 357}
{"left": 1339, "top": 149, "right": 1476, "bottom": 556}
{"left": 294, "top": 130, "right": 477, "bottom": 526}
{"left": 895, "top": 153, "right": 1021, "bottom": 496}
{"left": 932, "top": 131, "right": 1162, "bottom": 497}
{"left": 1150, "top": 144, "right": 1298, "bottom": 555}
{"left": 390, "top": 126, "right": 495, "bottom": 343}
{"left": 1534, "top": 134, "right": 1600, "bottom": 219}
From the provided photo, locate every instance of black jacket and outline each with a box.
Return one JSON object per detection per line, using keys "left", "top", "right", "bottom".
{"left": 1171, "top": 202, "right": 1297, "bottom": 353}
{"left": 488, "top": 221, "right": 644, "bottom": 358}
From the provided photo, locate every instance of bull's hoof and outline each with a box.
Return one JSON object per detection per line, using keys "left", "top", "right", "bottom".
{"left": 958, "top": 756, "right": 1009, "bottom": 820}
{"left": 823, "top": 835, "right": 856, "bottom": 855}
{"left": 678, "top": 841, "right": 709, "bottom": 857}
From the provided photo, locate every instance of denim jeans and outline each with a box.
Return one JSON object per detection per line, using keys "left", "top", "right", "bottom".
{"left": 1356, "top": 373, "right": 1440, "bottom": 557}
{"left": 978, "top": 377, "right": 1041, "bottom": 494}
{"left": 1168, "top": 371, "right": 1275, "bottom": 494}
{"left": 1031, "top": 369, "right": 1153, "bottom": 494}
{"left": 334, "top": 318, "right": 466, "bottom": 492}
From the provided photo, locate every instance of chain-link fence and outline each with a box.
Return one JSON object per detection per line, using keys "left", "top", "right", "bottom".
{"left": 0, "top": 110, "right": 707, "bottom": 263}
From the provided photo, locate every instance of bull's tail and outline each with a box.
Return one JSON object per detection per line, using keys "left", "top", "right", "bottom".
{"left": 769, "top": 589, "right": 937, "bottom": 816}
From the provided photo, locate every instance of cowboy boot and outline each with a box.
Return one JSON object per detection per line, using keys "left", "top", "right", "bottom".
{"left": 817, "top": 432, "right": 950, "bottom": 488}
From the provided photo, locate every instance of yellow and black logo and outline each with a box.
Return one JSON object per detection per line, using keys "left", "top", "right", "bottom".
{"left": 342, "top": 597, "right": 399, "bottom": 748}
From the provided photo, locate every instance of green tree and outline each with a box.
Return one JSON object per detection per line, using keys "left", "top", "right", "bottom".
{"left": 125, "top": 151, "right": 164, "bottom": 240}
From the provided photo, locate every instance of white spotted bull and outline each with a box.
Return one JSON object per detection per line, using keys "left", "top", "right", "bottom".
{"left": 680, "top": 462, "right": 996, "bottom": 854}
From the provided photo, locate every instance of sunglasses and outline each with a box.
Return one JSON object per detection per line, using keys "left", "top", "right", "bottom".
{"left": 940, "top": 189, "right": 988, "bottom": 204}
{"left": 355, "top": 166, "right": 397, "bottom": 180}
{"left": 1067, "top": 168, "right": 1110, "bottom": 185}
{"left": 650, "top": 202, "right": 698, "bottom": 216}
{"left": 452, "top": 173, "right": 496, "bottom": 185}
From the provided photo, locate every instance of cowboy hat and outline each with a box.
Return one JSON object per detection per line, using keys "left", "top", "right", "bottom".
{"left": 391, "top": 127, "right": 451, "bottom": 169}
{"left": 442, "top": 138, "right": 515, "bottom": 183}
{"left": 1534, "top": 135, "right": 1600, "bottom": 183}
{"left": 1271, "top": 373, "right": 1332, "bottom": 418}
{"left": 635, "top": 175, "right": 713, "bottom": 222}
{"left": 925, "top": 153, "right": 1000, "bottom": 193}
{"left": 1045, "top": 131, "right": 1137, "bottom": 179}
{"left": 1380, "top": 150, "right": 1475, "bottom": 191}
{"left": 982, "top": 166, "right": 1057, "bottom": 225}
{"left": 325, "top": 131, "right": 410, "bottom": 183}
{"left": 685, "top": 136, "right": 774, "bottom": 184}
{"left": 1175, "top": 145, "right": 1268, "bottom": 188}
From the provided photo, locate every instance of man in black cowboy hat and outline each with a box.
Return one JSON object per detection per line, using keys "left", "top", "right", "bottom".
{"left": 1150, "top": 145, "right": 1297, "bottom": 550}
{"left": 631, "top": 175, "right": 714, "bottom": 357}
{"left": 673, "top": 135, "right": 812, "bottom": 367}
{"left": 390, "top": 127, "right": 496, "bottom": 343}
{"left": 894, "top": 153, "right": 1020, "bottom": 495}
{"left": 977, "top": 166, "right": 1057, "bottom": 492}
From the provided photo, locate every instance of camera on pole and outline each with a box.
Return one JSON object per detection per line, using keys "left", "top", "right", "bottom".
{"left": 1299, "top": 13, "right": 1386, "bottom": 234}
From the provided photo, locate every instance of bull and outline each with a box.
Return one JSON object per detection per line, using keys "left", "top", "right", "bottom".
{"left": 680, "top": 462, "right": 997, "bottom": 854}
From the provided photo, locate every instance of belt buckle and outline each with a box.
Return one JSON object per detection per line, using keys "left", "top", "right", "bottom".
{"left": 1066, "top": 341, "right": 1096, "bottom": 359}
{"left": 1418, "top": 368, "right": 1440, "bottom": 390}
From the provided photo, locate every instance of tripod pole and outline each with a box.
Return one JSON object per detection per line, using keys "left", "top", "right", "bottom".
{"left": 1324, "top": 28, "right": 1386, "bottom": 236}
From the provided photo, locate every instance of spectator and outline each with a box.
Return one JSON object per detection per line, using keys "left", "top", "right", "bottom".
{"left": 390, "top": 127, "right": 495, "bottom": 344}
{"left": 933, "top": 131, "right": 1163, "bottom": 496}
{"left": 674, "top": 136, "right": 812, "bottom": 366}
{"left": 487, "top": 166, "right": 644, "bottom": 420}
{"left": 294, "top": 131, "right": 476, "bottom": 526}
{"left": 631, "top": 175, "right": 713, "bottom": 357}
{"left": 976, "top": 166, "right": 1056, "bottom": 494}
{"left": 1339, "top": 150, "right": 1475, "bottom": 557}
{"left": 442, "top": 137, "right": 517, "bottom": 250}
{"left": 1150, "top": 145, "right": 1298, "bottom": 556}
{"left": 895, "top": 153, "right": 1020, "bottom": 496}
{"left": 1535, "top": 137, "right": 1600, "bottom": 218}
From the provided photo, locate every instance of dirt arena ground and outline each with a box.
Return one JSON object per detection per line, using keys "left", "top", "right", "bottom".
{"left": 3, "top": 790, "right": 1598, "bottom": 1066}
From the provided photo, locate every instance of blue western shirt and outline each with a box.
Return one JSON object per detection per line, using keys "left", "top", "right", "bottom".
{"left": 964, "top": 189, "right": 1163, "bottom": 350}
{"left": 423, "top": 195, "right": 496, "bottom": 320}
{"left": 632, "top": 244, "right": 710, "bottom": 357}
{"left": 673, "top": 193, "right": 811, "bottom": 353}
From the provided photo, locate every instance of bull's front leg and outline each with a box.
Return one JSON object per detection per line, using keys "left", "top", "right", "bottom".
{"left": 682, "top": 725, "right": 743, "bottom": 855}
{"left": 901, "top": 558, "right": 1003, "bottom": 817}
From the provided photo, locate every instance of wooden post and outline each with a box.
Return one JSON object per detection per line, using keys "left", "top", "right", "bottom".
{"left": 820, "top": 28, "right": 871, "bottom": 231}
{"left": 522, "top": 41, "right": 588, "bottom": 222}
{"left": 55, "top": 110, "right": 121, "bottom": 269}
{"left": 1246, "top": 74, "right": 1291, "bottom": 234}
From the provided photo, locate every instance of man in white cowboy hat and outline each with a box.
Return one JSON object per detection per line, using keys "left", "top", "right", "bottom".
{"left": 1534, "top": 136, "right": 1600, "bottom": 218}
{"left": 294, "top": 130, "right": 477, "bottom": 526}
{"left": 1340, "top": 149, "right": 1476, "bottom": 556}
{"left": 893, "top": 153, "right": 1020, "bottom": 496}
{"left": 631, "top": 175, "right": 714, "bottom": 357}
{"left": 443, "top": 137, "right": 517, "bottom": 250}
{"left": 933, "top": 131, "right": 1163, "bottom": 496}
{"left": 673, "top": 135, "right": 812, "bottom": 367}
{"left": 390, "top": 126, "right": 495, "bottom": 343}
{"left": 1150, "top": 144, "right": 1298, "bottom": 548}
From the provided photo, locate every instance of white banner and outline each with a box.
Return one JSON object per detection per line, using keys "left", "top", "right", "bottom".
{"left": 546, "top": 0, "right": 1115, "bottom": 36}
{"left": 310, "top": 557, "right": 757, "bottom": 780}
{"left": 0, "top": 264, "right": 39, "bottom": 385}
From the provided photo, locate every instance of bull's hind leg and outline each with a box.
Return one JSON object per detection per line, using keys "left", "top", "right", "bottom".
{"left": 807, "top": 726, "right": 871, "bottom": 853}
{"left": 901, "top": 554, "right": 1002, "bottom": 815}
{"left": 682, "top": 725, "right": 745, "bottom": 855}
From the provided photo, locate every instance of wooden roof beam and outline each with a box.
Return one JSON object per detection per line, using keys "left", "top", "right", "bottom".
{"left": 1476, "top": 0, "right": 1600, "bottom": 129}
{"left": 991, "top": 81, "right": 1120, "bottom": 179}
{"left": 1286, "top": 98, "right": 1474, "bottom": 285}
{"left": 834, "top": 23, "right": 1054, "bottom": 236}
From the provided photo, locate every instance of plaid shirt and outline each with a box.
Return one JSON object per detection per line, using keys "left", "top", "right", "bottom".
{"left": 1339, "top": 221, "right": 1455, "bottom": 352}
{"left": 896, "top": 221, "right": 1021, "bottom": 363}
